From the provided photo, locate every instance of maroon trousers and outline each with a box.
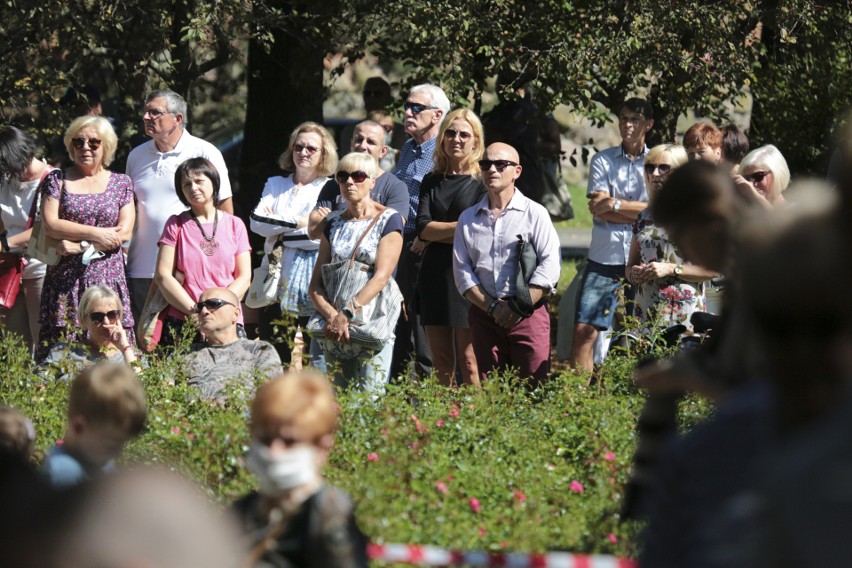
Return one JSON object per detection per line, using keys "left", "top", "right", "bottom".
{"left": 469, "top": 303, "right": 551, "bottom": 385}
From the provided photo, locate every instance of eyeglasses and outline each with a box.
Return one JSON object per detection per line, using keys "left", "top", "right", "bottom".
{"left": 71, "top": 138, "right": 102, "bottom": 150}
{"left": 90, "top": 310, "right": 120, "bottom": 323}
{"left": 644, "top": 163, "right": 672, "bottom": 175}
{"left": 478, "top": 159, "right": 518, "bottom": 172}
{"left": 404, "top": 101, "right": 438, "bottom": 114}
{"left": 445, "top": 129, "right": 473, "bottom": 142}
{"left": 194, "top": 298, "right": 235, "bottom": 313}
{"left": 294, "top": 143, "right": 320, "bottom": 155}
{"left": 336, "top": 170, "right": 369, "bottom": 183}
{"left": 743, "top": 170, "right": 770, "bottom": 184}
{"left": 141, "top": 108, "right": 173, "bottom": 119}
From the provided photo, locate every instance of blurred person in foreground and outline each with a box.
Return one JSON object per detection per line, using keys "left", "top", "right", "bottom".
{"left": 233, "top": 370, "right": 368, "bottom": 568}
{"left": 42, "top": 362, "right": 146, "bottom": 488}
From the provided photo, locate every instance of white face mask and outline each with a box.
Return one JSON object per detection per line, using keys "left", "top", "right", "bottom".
{"left": 246, "top": 442, "right": 320, "bottom": 495}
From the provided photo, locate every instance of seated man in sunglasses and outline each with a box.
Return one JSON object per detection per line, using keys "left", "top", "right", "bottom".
{"left": 453, "top": 143, "right": 561, "bottom": 385}
{"left": 184, "top": 288, "right": 283, "bottom": 401}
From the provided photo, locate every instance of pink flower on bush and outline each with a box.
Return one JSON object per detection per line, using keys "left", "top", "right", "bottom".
{"left": 449, "top": 405, "right": 460, "bottom": 419}
{"left": 187, "top": 433, "right": 195, "bottom": 441}
{"left": 478, "top": 527, "right": 487, "bottom": 537}
{"left": 604, "top": 451, "right": 615, "bottom": 461}
{"left": 513, "top": 489, "right": 527, "bottom": 503}
{"left": 469, "top": 497, "right": 481, "bottom": 513}
{"left": 435, "top": 481, "right": 449, "bottom": 494}
{"left": 436, "top": 419, "right": 445, "bottom": 427}
{"left": 608, "top": 533, "right": 619, "bottom": 544}
{"left": 367, "top": 452, "right": 379, "bottom": 462}
{"left": 56, "top": 439, "right": 64, "bottom": 447}
{"left": 171, "top": 426, "right": 181, "bottom": 434}
{"left": 570, "top": 480, "right": 585, "bottom": 493}
{"left": 409, "top": 415, "right": 426, "bottom": 433}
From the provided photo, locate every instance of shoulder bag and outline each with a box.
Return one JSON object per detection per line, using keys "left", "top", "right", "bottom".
{"left": 27, "top": 169, "right": 63, "bottom": 266}
{"left": 245, "top": 237, "right": 285, "bottom": 309}
{"left": 306, "top": 212, "right": 403, "bottom": 359}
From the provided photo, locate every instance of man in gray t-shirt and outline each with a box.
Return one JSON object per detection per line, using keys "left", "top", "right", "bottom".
{"left": 184, "top": 288, "right": 283, "bottom": 400}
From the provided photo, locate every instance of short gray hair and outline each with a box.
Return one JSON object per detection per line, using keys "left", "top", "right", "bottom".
{"left": 740, "top": 144, "right": 790, "bottom": 194}
{"left": 78, "top": 285, "right": 122, "bottom": 323}
{"left": 410, "top": 84, "right": 451, "bottom": 115}
{"left": 145, "top": 89, "right": 187, "bottom": 125}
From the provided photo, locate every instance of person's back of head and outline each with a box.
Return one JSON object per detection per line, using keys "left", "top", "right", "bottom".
{"left": 720, "top": 123, "right": 749, "bottom": 167}
{"left": 0, "top": 406, "right": 35, "bottom": 464}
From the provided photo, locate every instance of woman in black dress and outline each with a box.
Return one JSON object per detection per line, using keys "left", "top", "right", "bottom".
{"left": 416, "top": 109, "right": 486, "bottom": 387}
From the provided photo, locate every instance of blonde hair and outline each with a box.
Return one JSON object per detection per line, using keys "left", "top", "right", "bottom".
{"left": 433, "top": 108, "right": 485, "bottom": 175}
{"left": 277, "top": 122, "right": 338, "bottom": 176}
{"left": 740, "top": 144, "right": 791, "bottom": 195}
{"left": 645, "top": 144, "right": 688, "bottom": 169}
{"left": 337, "top": 152, "right": 380, "bottom": 179}
{"left": 251, "top": 370, "right": 338, "bottom": 442}
{"left": 64, "top": 115, "right": 118, "bottom": 167}
{"left": 68, "top": 362, "right": 147, "bottom": 436}
{"left": 78, "top": 285, "right": 122, "bottom": 324}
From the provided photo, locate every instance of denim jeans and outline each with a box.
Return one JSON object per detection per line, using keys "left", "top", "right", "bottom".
{"left": 324, "top": 339, "right": 395, "bottom": 397}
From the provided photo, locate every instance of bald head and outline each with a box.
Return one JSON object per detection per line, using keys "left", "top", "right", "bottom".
{"left": 481, "top": 143, "right": 522, "bottom": 194}
{"left": 200, "top": 287, "right": 239, "bottom": 305}
{"left": 485, "top": 142, "right": 520, "bottom": 163}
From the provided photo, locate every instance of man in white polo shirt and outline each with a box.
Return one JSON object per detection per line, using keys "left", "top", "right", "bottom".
{"left": 125, "top": 89, "right": 234, "bottom": 321}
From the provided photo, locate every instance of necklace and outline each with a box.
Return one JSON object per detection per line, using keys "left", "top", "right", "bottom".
{"left": 190, "top": 210, "right": 219, "bottom": 255}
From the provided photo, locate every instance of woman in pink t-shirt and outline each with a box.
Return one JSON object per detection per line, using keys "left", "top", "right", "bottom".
{"left": 155, "top": 158, "right": 251, "bottom": 345}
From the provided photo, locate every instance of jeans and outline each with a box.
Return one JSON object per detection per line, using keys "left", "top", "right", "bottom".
{"left": 325, "top": 339, "right": 394, "bottom": 397}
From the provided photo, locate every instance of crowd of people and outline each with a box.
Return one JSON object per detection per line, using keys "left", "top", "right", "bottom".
{"left": 2, "top": 75, "right": 851, "bottom": 566}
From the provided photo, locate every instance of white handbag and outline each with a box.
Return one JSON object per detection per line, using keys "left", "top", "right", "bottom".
{"left": 245, "top": 239, "right": 284, "bottom": 309}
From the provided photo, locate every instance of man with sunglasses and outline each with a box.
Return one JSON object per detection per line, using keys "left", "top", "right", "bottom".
{"left": 125, "top": 89, "right": 234, "bottom": 325}
{"left": 453, "top": 143, "right": 561, "bottom": 385}
{"left": 570, "top": 98, "right": 653, "bottom": 375}
{"left": 184, "top": 288, "right": 282, "bottom": 401}
{"left": 390, "top": 84, "right": 451, "bottom": 380}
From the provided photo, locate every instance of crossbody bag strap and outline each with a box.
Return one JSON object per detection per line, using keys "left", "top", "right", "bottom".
{"left": 27, "top": 167, "right": 60, "bottom": 229}
{"left": 347, "top": 211, "right": 384, "bottom": 264}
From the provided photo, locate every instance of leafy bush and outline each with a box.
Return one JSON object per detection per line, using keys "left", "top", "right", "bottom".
{"left": 0, "top": 321, "right": 711, "bottom": 558}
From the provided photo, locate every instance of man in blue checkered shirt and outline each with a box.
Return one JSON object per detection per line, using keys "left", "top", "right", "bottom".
{"left": 390, "top": 84, "right": 450, "bottom": 380}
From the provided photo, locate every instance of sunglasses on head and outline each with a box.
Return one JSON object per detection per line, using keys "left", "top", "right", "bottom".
{"left": 294, "top": 143, "right": 319, "bottom": 155}
{"left": 404, "top": 101, "right": 437, "bottom": 114}
{"left": 71, "top": 138, "right": 102, "bottom": 150}
{"left": 478, "top": 159, "right": 518, "bottom": 172}
{"left": 336, "top": 170, "right": 369, "bottom": 183}
{"left": 90, "top": 310, "right": 120, "bottom": 323}
{"left": 445, "top": 128, "right": 473, "bottom": 142}
{"left": 194, "top": 298, "right": 234, "bottom": 313}
{"left": 743, "top": 170, "right": 770, "bottom": 184}
{"left": 644, "top": 163, "right": 672, "bottom": 175}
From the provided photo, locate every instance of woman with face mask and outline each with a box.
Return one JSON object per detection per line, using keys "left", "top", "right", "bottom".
{"left": 232, "top": 370, "right": 368, "bottom": 568}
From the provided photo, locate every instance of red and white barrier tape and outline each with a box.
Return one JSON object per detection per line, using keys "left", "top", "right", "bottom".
{"left": 367, "top": 543, "right": 636, "bottom": 567}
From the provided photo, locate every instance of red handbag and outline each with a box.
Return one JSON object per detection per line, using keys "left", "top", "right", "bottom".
{"left": 0, "top": 252, "right": 23, "bottom": 310}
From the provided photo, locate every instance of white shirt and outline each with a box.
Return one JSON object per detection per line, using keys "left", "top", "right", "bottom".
{"left": 0, "top": 160, "right": 49, "bottom": 280}
{"left": 125, "top": 130, "right": 233, "bottom": 278}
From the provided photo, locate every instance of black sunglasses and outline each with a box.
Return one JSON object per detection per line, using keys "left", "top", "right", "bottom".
{"left": 90, "top": 310, "right": 120, "bottom": 323}
{"left": 336, "top": 170, "right": 369, "bottom": 183}
{"left": 743, "top": 170, "right": 770, "bottom": 184}
{"left": 445, "top": 128, "right": 473, "bottom": 142}
{"left": 71, "top": 138, "right": 102, "bottom": 150}
{"left": 478, "top": 159, "right": 518, "bottom": 172}
{"left": 194, "top": 298, "right": 235, "bottom": 313}
{"left": 404, "top": 101, "right": 438, "bottom": 114}
{"left": 644, "top": 163, "right": 672, "bottom": 175}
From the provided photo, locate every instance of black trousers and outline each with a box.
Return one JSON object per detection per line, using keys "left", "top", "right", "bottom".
{"left": 389, "top": 235, "right": 433, "bottom": 381}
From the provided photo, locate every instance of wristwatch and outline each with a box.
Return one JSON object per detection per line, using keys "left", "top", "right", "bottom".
{"left": 612, "top": 199, "right": 622, "bottom": 213}
{"left": 80, "top": 240, "right": 90, "bottom": 251}
{"left": 673, "top": 263, "right": 683, "bottom": 276}
{"left": 341, "top": 306, "right": 355, "bottom": 320}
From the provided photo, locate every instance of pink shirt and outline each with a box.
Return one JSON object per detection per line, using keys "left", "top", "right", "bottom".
{"left": 158, "top": 211, "right": 251, "bottom": 321}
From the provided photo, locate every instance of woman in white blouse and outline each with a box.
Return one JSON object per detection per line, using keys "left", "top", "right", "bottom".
{"left": 250, "top": 122, "right": 338, "bottom": 364}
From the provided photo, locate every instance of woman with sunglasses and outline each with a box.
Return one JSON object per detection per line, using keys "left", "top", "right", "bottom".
{"left": 41, "top": 285, "right": 140, "bottom": 380}
{"left": 36, "top": 116, "right": 135, "bottom": 362}
{"left": 734, "top": 144, "right": 790, "bottom": 209}
{"left": 415, "top": 109, "right": 486, "bottom": 387}
{"left": 308, "top": 152, "right": 403, "bottom": 393}
{"left": 250, "top": 122, "right": 337, "bottom": 362}
{"left": 155, "top": 157, "right": 251, "bottom": 346}
{"left": 626, "top": 144, "right": 718, "bottom": 332}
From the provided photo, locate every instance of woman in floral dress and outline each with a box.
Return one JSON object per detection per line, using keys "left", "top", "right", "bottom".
{"left": 36, "top": 116, "right": 135, "bottom": 361}
{"left": 626, "top": 144, "right": 718, "bottom": 334}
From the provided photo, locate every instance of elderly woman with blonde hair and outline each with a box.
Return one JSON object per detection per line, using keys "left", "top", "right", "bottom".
{"left": 626, "top": 144, "right": 718, "bottom": 331}
{"left": 36, "top": 116, "right": 135, "bottom": 361}
{"left": 734, "top": 144, "right": 791, "bottom": 208}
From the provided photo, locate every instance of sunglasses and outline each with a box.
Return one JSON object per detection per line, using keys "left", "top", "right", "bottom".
{"left": 194, "top": 298, "right": 235, "bottom": 313}
{"left": 644, "top": 163, "right": 672, "bottom": 175}
{"left": 743, "top": 170, "right": 770, "bottom": 184}
{"left": 71, "top": 138, "right": 102, "bottom": 150}
{"left": 294, "top": 143, "right": 320, "bottom": 155}
{"left": 478, "top": 159, "right": 518, "bottom": 172}
{"left": 90, "top": 310, "right": 120, "bottom": 323}
{"left": 336, "top": 170, "right": 369, "bottom": 183}
{"left": 141, "top": 108, "right": 173, "bottom": 119}
{"left": 404, "top": 101, "right": 438, "bottom": 114}
{"left": 445, "top": 129, "right": 473, "bottom": 142}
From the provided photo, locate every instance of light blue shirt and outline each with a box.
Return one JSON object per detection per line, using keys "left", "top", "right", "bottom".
{"left": 586, "top": 145, "right": 649, "bottom": 265}
{"left": 42, "top": 445, "right": 115, "bottom": 488}
{"left": 394, "top": 136, "right": 437, "bottom": 235}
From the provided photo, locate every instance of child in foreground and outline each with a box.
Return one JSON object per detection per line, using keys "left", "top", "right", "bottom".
{"left": 42, "top": 362, "right": 147, "bottom": 488}
{"left": 233, "top": 370, "right": 368, "bottom": 568}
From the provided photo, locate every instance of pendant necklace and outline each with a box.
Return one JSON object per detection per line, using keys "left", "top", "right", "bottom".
{"left": 191, "top": 210, "right": 219, "bottom": 256}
